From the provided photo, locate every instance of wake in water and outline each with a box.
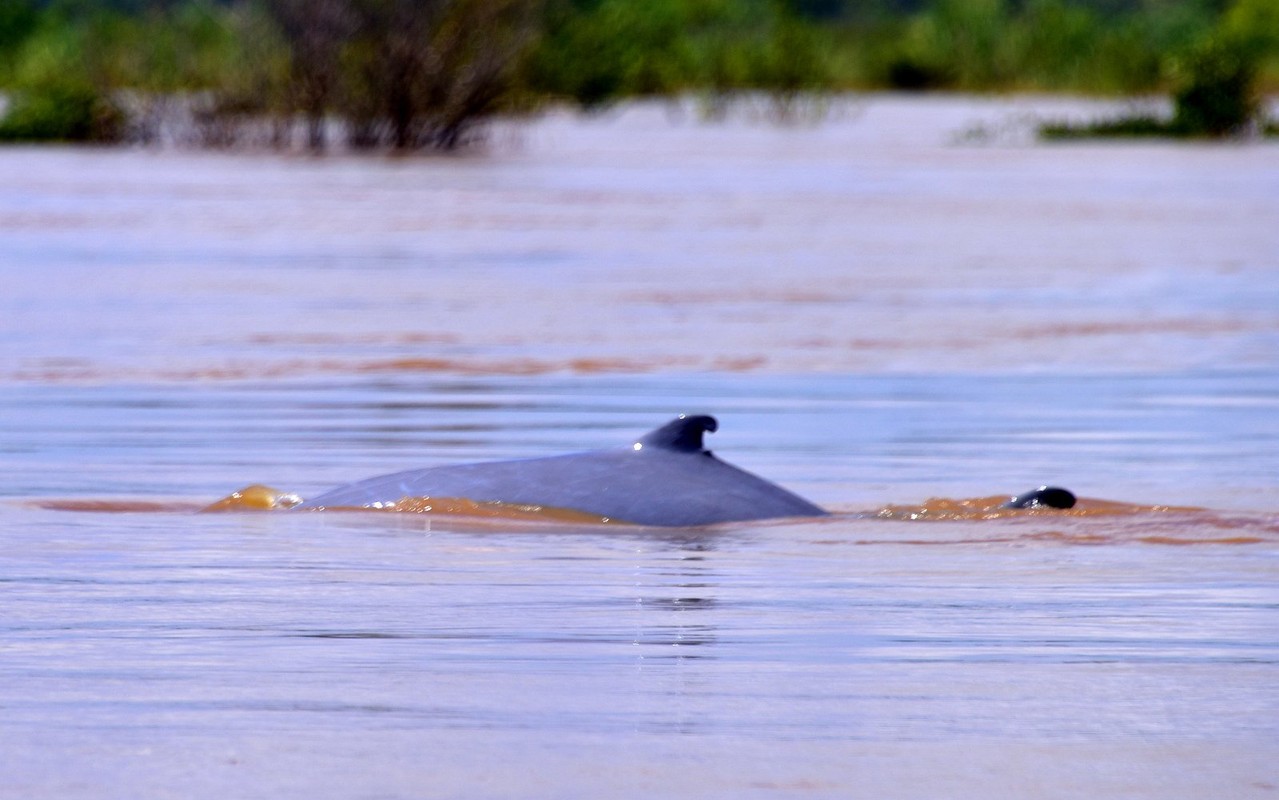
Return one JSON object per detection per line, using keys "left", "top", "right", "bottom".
{"left": 854, "top": 496, "right": 1277, "bottom": 546}
{"left": 872, "top": 495, "right": 1199, "bottom": 522}
{"left": 25, "top": 487, "right": 1279, "bottom": 546}
{"left": 202, "top": 484, "right": 617, "bottom": 524}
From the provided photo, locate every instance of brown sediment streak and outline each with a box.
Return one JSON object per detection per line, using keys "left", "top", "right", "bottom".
{"left": 356, "top": 355, "right": 702, "bottom": 376}
{"left": 861, "top": 318, "right": 1278, "bottom": 356}
{"left": 7, "top": 353, "right": 770, "bottom": 384}
{"left": 1023, "top": 530, "right": 1113, "bottom": 544}
{"left": 241, "top": 332, "right": 461, "bottom": 346}
{"left": 567, "top": 357, "right": 685, "bottom": 374}
{"left": 872, "top": 496, "right": 1205, "bottom": 522}
{"left": 35, "top": 490, "right": 616, "bottom": 524}
{"left": 28, "top": 492, "right": 1278, "bottom": 544}
{"left": 304, "top": 496, "right": 619, "bottom": 525}
{"left": 629, "top": 289, "right": 851, "bottom": 305}
{"left": 848, "top": 534, "right": 1270, "bottom": 547}
{"left": 1013, "top": 318, "right": 1266, "bottom": 340}
{"left": 845, "top": 337, "right": 904, "bottom": 350}
{"left": 853, "top": 496, "right": 1279, "bottom": 546}
{"left": 840, "top": 524, "right": 1275, "bottom": 547}
{"left": 197, "top": 485, "right": 619, "bottom": 524}
{"left": 28, "top": 499, "right": 204, "bottom": 513}
{"left": 350, "top": 357, "right": 562, "bottom": 376}
{"left": 1136, "top": 535, "right": 1266, "bottom": 545}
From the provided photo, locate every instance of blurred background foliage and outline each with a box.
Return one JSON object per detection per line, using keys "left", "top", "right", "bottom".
{"left": 0, "top": 0, "right": 1274, "bottom": 147}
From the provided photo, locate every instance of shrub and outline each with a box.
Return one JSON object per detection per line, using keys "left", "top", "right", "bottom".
{"left": 1038, "top": 114, "right": 1169, "bottom": 140}
{"left": 1037, "top": 44, "right": 1265, "bottom": 140}
{"left": 0, "top": 78, "right": 124, "bottom": 141}
{"left": 1170, "top": 35, "right": 1259, "bottom": 136}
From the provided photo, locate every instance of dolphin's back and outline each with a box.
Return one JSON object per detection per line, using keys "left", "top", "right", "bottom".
{"left": 298, "top": 415, "right": 826, "bottom": 526}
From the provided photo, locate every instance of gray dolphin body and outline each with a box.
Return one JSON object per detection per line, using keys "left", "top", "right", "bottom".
{"left": 298, "top": 414, "right": 827, "bottom": 526}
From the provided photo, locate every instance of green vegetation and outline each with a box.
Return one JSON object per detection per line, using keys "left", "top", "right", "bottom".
{"left": 0, "top": 0, "right": 277, "bottom": 142}
{"left": 1040, "top": 0, "right": 1276, "bottom": 139}
{"left": 529, "top": 0, "right": 832, "bottom": 112}
{"left": 0, "top": 0, "right": 1274, "bottom": 148}
{"left": 0, "top": 77, "right": 123, "bottom": 141}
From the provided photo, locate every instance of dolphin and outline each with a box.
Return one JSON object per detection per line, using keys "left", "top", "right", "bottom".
{"left": 294, "top": 414, "right": 1077, "bottom": 526}
{"left": 297, "top": 414, "right": 828, "bottom": 526}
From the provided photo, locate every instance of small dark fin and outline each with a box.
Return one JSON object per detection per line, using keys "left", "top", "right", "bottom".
{"left": 1001, "top": 486, "right": 1077, "bottom": 510}
{"left": 636, "top": 414, "right": 718, "bottom": 453}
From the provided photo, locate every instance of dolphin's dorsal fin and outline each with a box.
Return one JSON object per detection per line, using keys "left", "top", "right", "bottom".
{"left": 636, "top": 414, "right": 718, "bottom": 453}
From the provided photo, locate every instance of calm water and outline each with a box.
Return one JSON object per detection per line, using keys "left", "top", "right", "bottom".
{"left": 1, "top": 97, "right": 1278, "bottom": 798}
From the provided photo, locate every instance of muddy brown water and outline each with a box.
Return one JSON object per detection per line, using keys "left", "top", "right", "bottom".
{"left": 1, "top": 96, "right": 1276, "bottom": 798}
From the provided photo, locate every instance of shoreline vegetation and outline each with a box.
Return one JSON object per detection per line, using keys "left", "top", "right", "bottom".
{"left": 0, "top": 0, "right": 1275, "bottom": 150}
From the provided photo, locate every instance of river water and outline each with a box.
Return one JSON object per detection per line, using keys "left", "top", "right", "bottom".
{"left": 1, "top": 96, "right": 1277, "bottom": 798}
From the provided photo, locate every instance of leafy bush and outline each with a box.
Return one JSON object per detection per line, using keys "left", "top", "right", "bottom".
{"left": 1039, "top": 29, "right": 1268, "bottom": 140}
{"left": 0, "top": 78, "right": 124, "bottom": 141}
{"left": 1170, "top": 35, "right": 1259, "bottom": 136}
{"left": 529, "top": 0, "right": 831, "bottom": 109}
{"left": 0, "top": 0, "right": 39, "bottom": 81}
{"left": 530, "top": 0, "right": 716, "bottom": 107}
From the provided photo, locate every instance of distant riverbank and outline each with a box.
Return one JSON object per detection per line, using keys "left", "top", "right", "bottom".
{"left": 1, "top": 0, "right": 1276, "bottom": 148}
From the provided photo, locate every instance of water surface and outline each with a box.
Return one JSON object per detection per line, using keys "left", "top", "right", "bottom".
{"left": 1, "top": 97, "right": 1277, "bottom": 798}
